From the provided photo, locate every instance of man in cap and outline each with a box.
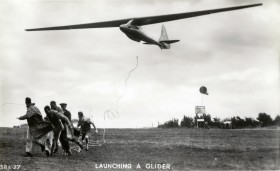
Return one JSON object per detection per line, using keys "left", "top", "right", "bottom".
{"left": 77, "top": 111, "right": 98, "bottom": 151}
{"left": 17, "top": 97, "right": 53, "bottom": 157}
{"left": 59, "top": 103, "right": 83, "bottom": 155}
{"left": 60, "top": 103, "right": 71, "bottom": 121}
{"left": 59, "top": 103, "right": 71, "bottom": 154}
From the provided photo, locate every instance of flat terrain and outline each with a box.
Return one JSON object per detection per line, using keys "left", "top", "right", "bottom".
{"left": 0, "top": 128, "right": 279, "bottom": 170}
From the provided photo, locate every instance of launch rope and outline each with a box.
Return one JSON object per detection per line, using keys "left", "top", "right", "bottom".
{"left": 101, "top": 56, "right": 139, "bottom": 143}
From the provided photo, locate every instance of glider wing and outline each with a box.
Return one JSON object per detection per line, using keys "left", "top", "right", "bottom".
{"left": 26, "top": 3, "right": 262, "bottom": 31}
{"left": 134, "top": 3, "right": 262, "bottom": 25}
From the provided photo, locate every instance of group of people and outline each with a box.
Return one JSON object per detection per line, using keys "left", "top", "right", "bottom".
{"left": 17, "top": 97, "right": 98, "bottom": 157}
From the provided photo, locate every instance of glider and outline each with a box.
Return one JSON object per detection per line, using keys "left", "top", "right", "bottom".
{"left": 26, "top": 3, "right": 262, "bottom": 49}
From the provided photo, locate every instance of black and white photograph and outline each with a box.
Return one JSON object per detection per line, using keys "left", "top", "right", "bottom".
{"left": 0, "top": 0, "right": 279, "bottom": 170}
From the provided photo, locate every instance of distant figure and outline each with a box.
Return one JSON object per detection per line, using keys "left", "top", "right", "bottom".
{"left": 77, "top": 112, "right": 98, "bottom": 151}
{"left": 17, "top": 97, "right": 53, "bottom": 157}
{"left": 44, "top": 105, "right": 72, "bottom": 155}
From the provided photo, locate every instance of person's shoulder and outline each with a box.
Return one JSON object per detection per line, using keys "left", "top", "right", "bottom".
{"left": 28, "top": 105, "right": 37, "bottom": 110}
{"left": 50, "top": 109, "right": 58, "bottom": 114}
{"left": 84, "top": 118, "right": 91, "bottom": 123}
{"left": 28, "top": 105, "right": 41, "bottom": 114}
{"left": 57, "top": 106, "right": 63, "bottom": 112}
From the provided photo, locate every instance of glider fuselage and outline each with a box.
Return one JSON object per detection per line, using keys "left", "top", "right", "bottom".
{"left": 119, "top": 23, "right": 161, "bottom": 47}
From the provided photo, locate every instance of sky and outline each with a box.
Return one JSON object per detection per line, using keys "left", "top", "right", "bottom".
{"left": 0, "top": 0, "right": 279, "bottom": 128}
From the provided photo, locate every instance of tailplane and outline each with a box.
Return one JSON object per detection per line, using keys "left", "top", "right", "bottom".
{"left": 159, "top": 25, "right": 180, "bottom": 49}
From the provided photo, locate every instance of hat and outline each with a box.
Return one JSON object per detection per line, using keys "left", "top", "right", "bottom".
{"left": 50, "top": 101, "right": 56, "bottom": 105}
{"left": 25, "top": 97, "right": 32, "bottom": 104}
{"left": 60, "top": 103, "right": 67, "bottom": 106}
{"left": 78, "top": 111, "right": 83, "bottom": 117}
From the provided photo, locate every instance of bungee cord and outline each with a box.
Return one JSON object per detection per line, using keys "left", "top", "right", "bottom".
{"left": 101, "top": 56, "right": 139, "bottom": 144}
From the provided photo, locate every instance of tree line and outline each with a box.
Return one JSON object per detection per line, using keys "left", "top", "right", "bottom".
{"left": 158, "top": 113, "right": 280, "bottom": 129}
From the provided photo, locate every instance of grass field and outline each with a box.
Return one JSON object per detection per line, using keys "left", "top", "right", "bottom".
{"left": 0, "top": 127, "right": 279, "bottom": 170}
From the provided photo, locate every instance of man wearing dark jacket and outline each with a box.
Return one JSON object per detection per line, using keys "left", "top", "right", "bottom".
{"left": 59, "top": 103, "right": 83, "bottom": 155}
{"left": 44, "top": 105, "right": 72, "bottom": 155}
{"left": 60, "top": 103, "right": 71, "bottom": 121}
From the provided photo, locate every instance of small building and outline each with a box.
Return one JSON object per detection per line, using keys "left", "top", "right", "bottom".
{"left": 195, "top": 106, "right": 206, "bottom": 128}
{"left": 223, "top": 120, "right": 232, "bottom": 129}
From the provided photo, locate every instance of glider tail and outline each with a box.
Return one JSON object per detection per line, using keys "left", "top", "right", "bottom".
{"left": 159, "top": 25, "right": 180, "bottom": 49}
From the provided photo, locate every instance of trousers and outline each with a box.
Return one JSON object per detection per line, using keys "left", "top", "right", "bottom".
{"left": 26, "top": 127, "right": 53, "bottom": 153}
